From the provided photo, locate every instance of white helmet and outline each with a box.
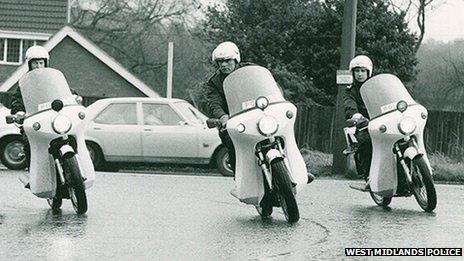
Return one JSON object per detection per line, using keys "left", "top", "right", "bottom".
{"left": 349, "top": 55, "right": 373, "bottom": 77}
{"left": 25, "top": 45, "right": 49, "bottom": 63}
{"left": 212, "top": 41, "right": 241, "bottom": 63}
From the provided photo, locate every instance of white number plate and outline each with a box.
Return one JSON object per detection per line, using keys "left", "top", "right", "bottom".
{"left": 380, "top": 102, "right": 397, "bottom": 113}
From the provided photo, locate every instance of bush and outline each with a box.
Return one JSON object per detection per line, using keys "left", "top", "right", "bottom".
{"left": 300, "top": 148, "right": 333, "bottom": 177}
{"left": 429, "top": 153, "right": 464, "bottom": 183}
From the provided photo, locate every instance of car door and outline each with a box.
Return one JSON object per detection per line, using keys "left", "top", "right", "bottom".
{"left": 88, "top": 102, "right": 142, "bottom": 161}
{"left": 141, "top": 102, "right": 198, "bottom": 161}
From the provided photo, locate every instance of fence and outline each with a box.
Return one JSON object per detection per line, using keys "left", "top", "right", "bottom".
{"left": 294, "top": 104, "right": 464, "bottom": 159}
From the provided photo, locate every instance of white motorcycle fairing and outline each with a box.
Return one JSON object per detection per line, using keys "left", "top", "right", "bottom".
{"left": 227, "top": 102, "right": 307, "bottom": 205}
{"left": 19, "top": 68, "right": 95, "bottom": 198}
{"left": 224, "top": 66, "right": 308, "bottom": 206}
{"left": 361, "top": 74, "right": 430, "bottom": 197}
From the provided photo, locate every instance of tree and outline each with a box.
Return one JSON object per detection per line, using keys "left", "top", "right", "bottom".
{"left": 415, "top": 39, "right": 464, "bottom": 111}
{"left": 388, "top": 0, "right": 446, "bottom": 53}
{"left": 201, "top": 0, "right": 418, "bottom": 103}
{"left": 70, "top": 0, "right": 210, "bottom": 98}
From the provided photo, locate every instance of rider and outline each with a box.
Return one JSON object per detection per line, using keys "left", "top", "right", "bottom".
{"left": 10, "top": 45, "right": 51, "bottom": 173}
{"left": 205, "top": 41, "right": 314, "bottom": 183}
{"left": 343, "top": 55, "right": 373, "bottom": 187}
{"left": 11, "top": 46, "right": 77, "bottom": 179}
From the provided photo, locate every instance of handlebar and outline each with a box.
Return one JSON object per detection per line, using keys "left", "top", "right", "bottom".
{"left": 5, "top": 114, "right": 25, "bottom": 125}
{"left": 206, "top": 118, "right": 221, "bottom": 129}
{"left": 346, "top": 117, "right": 369, "bottom": 129}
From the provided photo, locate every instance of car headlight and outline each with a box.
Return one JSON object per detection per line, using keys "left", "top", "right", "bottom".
{"left": 255, "top": 96, "right": 269, "bottom": 110}
{"left": 258, "top": 116, "right": 278, "bottom": 136}
{"left": 398, "top": 116, "right": 416, "bottom": 135}
{"left": 52, "top": 115, "right": 72, "bottom": 134}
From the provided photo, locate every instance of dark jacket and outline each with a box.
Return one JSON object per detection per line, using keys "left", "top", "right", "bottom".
{"left": 343, "top": 80, "right": 369, "bottom": 120}
{"left": 10, "top": 87, "right": 78, "bottom": 115}
{"left": 205, "top": 62, "right": 254, "bottom": 118}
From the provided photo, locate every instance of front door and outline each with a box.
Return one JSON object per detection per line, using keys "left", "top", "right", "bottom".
{"left": 141, "top": 103, "right": 198, "bottom": 161}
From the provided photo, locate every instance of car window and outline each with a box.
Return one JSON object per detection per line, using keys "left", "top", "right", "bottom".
{"left": 142, "top": 103, "right": 182, "bottom": 126}
{"left": 174, "top": 102, "right": 204, "bottom": 124}
{"left": 94, "top": 103, "right": 137, "bottom": 125}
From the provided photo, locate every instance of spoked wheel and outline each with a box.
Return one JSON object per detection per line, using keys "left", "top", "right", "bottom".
{"left": 63, "top": 155, "right": 88, "bottom": 214}
{"left": 369, "top": 192, "right": 392, "bottom": 207}
{"left": 271, "top": 158, "right": 299, "bottom": 223}
{"left": 410, "top": 156, "right": 437, "bottom": 212}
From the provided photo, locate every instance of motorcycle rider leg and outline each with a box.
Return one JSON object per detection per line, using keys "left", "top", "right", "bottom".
{"left": 219, "top": 129, "right": 236, "bottom": 173}
{"left": 19, "top": 127, "right": 31, "bottom": 188}
{"left": 356, "top": 130, "right": 372, "bottom": 188}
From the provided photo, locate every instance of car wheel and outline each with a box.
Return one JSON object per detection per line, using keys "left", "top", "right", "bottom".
{"left": 216, "top": 146, "right": 234, "bottom": 177}
{"left": 86, "top": 141, "right": 103, "bottom": 170}
{"left": 0, "top": 137, "right": 27, "bottom": 170}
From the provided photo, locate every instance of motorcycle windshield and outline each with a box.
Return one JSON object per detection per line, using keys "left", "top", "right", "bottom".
{"left": 223, "top": 65, "right": 285, "bottom": 115}
{"left": 360, "top": 74, "right": 416, "bottom": 118}
{"left": 18, "top": 68, "right": 74, "bottom": 115}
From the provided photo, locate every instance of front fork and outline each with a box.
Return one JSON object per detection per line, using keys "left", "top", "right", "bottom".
{"left": 393, "top": 137, "right": 421, "bottom": 186}
{"left": 51, "top": 135, "right": 76, "bottom": 186}
{"left": 256, "top": 137, "right": 288, "bottom": 191}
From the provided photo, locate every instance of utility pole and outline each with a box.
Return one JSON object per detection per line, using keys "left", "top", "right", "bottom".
{"left": 166, "top": 42, "right": 174, "bottom": 98}
{"left": 331, "top": 0, "right": 357, "bottom": 175}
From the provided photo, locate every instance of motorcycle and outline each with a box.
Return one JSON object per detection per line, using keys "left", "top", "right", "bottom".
{"left": 344, "top": 73, "right": 437, "bottom": 212}
{"left": 6, "top": 68, "right": 95, "bottom": 214}
{"left": 207, "top": 65, "right": 308, "bottom": 223}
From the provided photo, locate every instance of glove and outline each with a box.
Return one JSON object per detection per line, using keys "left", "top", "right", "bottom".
{"left": 351, "top": 113, "right": 364, "bottom": 121}
{"left": 219, "top": 114, "right": 229, "bottom": 128}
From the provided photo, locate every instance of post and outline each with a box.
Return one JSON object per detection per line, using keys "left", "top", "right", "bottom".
{"left": 166, "top": 42, "right": 174, "bottom": 98}
{"left": 331, "top": 0, "right": 357, "bottom": 175}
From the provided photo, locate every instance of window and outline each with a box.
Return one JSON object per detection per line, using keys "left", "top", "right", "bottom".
{"left": 142, "top": 103, "right": 182, "bottom": 126}
{"left": 174, "top": 101, "right": 205, "bottom": 124}
{"left": 94, "top": 103, "right": 137, "bottom": 125}
{"left": 0, "top": 38, "right": 46, "bottom": 65}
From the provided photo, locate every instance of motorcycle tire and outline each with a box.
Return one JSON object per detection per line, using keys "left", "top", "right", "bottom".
{"left": 271, "top": 158, "right": 299, "bottom": 223}
{"left": 411, "top": 156, "right": 437, "bottom": 212}
{"left": 63, "top": 155, "right": 88, "bottom": 214}
{"left": 369, "top": 192, "right": 392, "bottom": 207}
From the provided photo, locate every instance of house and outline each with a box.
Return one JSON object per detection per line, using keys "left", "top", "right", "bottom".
{"left": 0, "top": 0, "right": 159, "bottom": 106}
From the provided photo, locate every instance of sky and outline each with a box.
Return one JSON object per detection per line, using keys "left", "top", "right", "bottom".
{"left": 422, "top": 0, "right": 464, "bottom": 42}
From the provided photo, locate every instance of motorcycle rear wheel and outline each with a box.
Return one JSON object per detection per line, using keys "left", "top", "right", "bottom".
{"left": 411, "top": 156, "right": 437, "bottom": 212}
{"left": 369, "top": 192, "right": 392, "bottom": 207}
{"left": 271, "top": 158, "right": 299, "bottom": 223}
{"left": 47, "top": 196, "right": 62, "bottom": 210}
{"left": 63, "top": 156, "right": 88, "bottom": 214}
{"left": 256, "top": 180, "right": 273, "bottom": 219}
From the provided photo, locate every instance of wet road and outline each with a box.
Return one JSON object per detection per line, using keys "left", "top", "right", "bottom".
{"left": 0, "top": 170, "right": 463, "bottom": 260}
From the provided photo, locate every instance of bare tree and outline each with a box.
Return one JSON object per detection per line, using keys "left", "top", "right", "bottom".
{"left": 69, "top": 0, "right": 208, "bottom": 96}
{"left": 387, "top": 0, "right": 446, "bottom": 53}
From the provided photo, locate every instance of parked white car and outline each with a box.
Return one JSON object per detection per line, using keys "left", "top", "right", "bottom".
{"left": 84, "top": 97, "right": 233, "bottom": 176}
{"left": 0, "top": 105, "right": 24, "bottom": 170}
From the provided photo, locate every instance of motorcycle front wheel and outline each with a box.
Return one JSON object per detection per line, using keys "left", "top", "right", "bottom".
{"left": 271, "top": 158, "right": 299, "bottom": 223}
{"left": 411, "top": 156, "right": 437, "bottom": 212}
{"left": 63, "top": 155, "right": 88, "bottom": 214}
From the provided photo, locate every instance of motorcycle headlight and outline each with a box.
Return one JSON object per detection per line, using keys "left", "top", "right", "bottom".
{"left": 255, "top": 96, "right": 269, "bottom": 110}
{"left": 258, "top": 116, "right": 278, "bottom": 136}
{"left": 398, "top": 116, "right": 416, "bottom": 135}
{"left": 52, "top": 115, "right": 72, "bottom": 134}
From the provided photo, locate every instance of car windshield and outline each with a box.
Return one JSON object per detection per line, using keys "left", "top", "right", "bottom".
{"left": 174, "top": 101, "right": 206, "bottom": 124}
